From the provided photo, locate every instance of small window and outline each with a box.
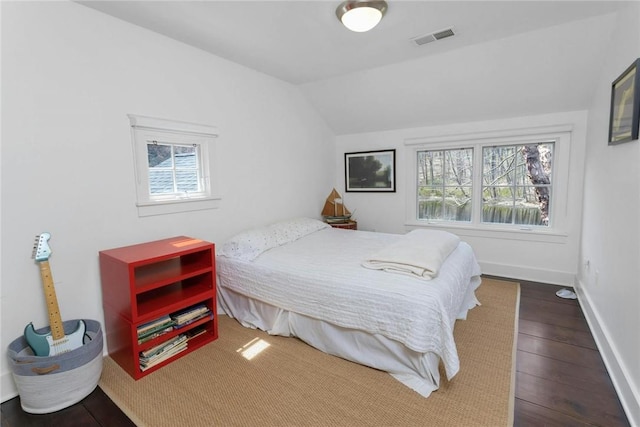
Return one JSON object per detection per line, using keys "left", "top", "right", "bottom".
{"left": 147, "top": 143, "right": 202, "bottom": 198}
{"left": 129, "top": 115, "right": 220, "bottom": 216}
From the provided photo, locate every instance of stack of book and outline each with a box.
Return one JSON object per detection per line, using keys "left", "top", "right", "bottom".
{"left": 137, "top": 315, "right": 175, "bottom": 344}
{"left": 139, "top": 334, "right": 188, "bottom": 371}
{"left": 136, "top": 304, "right": 213, "bottom": 371}
{"left": 171, "top": 304, "right": 212, "bottom": 329}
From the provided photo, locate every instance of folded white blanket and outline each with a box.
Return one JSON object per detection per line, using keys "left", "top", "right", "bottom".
{"left": 362, "top": 229, "right": 460, "bottom": 279}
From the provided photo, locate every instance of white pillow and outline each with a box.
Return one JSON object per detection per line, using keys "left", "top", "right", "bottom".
{"left": 219, "top": 227, "right": 279, "bottom": 261}
{"left": 220, "top": 217, "right": 329, "bottom": 261}
{"left": 268, "top": 217, "right": 329, "bottom": 246}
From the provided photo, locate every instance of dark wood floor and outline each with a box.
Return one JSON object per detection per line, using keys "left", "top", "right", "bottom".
{"left": 511, "top": 278, "right": 629, "bottom": 426}
{"left": 1, "top": 277, "right": 630, "bottom": 426}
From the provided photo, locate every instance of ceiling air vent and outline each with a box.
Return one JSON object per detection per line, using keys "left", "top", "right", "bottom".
{"left": 411, "top": 27, "right": 455, "bottom": 46}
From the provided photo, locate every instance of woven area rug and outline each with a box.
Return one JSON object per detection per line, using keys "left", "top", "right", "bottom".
{"left": 99, "top": 278, "right": 519, "bottom": 427}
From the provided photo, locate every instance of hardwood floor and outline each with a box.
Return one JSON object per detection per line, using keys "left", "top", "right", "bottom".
{"left": 512, "top": 278, "right": 629, "bottom": 426}
{"left": 1, "top": 277, "right": 630, "bottom": 426}
{"left": 0, "top": 386, "right": 135, "bottom": 427}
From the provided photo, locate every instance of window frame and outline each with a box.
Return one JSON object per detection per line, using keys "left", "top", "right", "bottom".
{"left": 129, "top": 114, "right": 221, "bottom": 217}
{"left": 405, "top": 125, "right": 572, "bottom": 241}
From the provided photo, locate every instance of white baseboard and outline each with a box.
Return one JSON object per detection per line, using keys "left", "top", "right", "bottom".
{"left": 1, "top": 371, "right": 18, "bottom": 403}
{"left": 574, "top": 279, "right": 639, "bottom": 427}
{"left": 479, "top": 261, "right": 574, "bottom": 286}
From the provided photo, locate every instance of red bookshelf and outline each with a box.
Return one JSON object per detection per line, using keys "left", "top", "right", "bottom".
{"left": 99, "top": 236, "right": 218, "bottom": 379}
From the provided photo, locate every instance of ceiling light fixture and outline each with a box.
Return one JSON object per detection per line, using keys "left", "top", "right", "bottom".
{"left": 336, "top": 1, "right": 388, "bottom": 33}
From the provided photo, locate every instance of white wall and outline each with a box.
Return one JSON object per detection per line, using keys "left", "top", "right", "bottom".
{"left": 335, "top": 111, "right": 587, "bottom": 286}
{"left": 578, "top": 3, "right": 640, "bottom": 425}
{"left": 0, "top": 2, "right": 335, "bottom": 400}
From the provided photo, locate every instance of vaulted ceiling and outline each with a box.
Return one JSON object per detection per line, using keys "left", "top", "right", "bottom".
{"left": 79, "top": 1, "right": 630, "bottom": 134}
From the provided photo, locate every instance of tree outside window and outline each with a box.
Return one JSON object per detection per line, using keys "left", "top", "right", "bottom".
{"left": 482, "top": 143, "right": 553, "bottom": 226}
{"left": 417, "top": 142, "right": 553, "bottom": 227}
{"left": 417, "top": 148, "right": 473, "bottom": 221}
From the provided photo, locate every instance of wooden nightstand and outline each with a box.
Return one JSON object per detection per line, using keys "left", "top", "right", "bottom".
{"left": 328, "top": 220, "right": 357, "bottom": 230}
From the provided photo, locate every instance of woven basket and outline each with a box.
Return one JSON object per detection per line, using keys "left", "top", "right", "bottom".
{"left": 7, "top": 319, "right": 103, "bottom": 414}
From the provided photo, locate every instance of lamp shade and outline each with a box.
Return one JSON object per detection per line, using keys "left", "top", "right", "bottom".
{"left": 336, "top": 1, "right": 388, "bottom": 33}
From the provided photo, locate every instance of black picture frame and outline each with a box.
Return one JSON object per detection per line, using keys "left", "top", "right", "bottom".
{"left": 609, "top": 58, "right": 640, "bottom": 145}
{"left": 345, "top": 149, "right": 396, "bottom": 192}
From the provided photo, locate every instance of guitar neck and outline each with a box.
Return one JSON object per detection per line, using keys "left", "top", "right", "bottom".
{"left": 38, "top": 260, "right": 65, "bottom": 340}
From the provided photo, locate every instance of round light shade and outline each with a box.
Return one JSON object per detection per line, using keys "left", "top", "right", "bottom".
{"left": 336, "top": 1, "right": 388, "bottom": 33}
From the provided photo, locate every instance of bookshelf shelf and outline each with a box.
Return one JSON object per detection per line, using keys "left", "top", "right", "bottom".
{"left": 99, "top": 236, "right": 218, "bottom": 380}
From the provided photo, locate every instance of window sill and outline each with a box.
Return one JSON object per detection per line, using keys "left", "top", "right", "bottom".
{"left": 137, "top": 195, "right": 222, "bottom": 217}
{"left": 404, "top": 220, "right": 568, "bottom": 244}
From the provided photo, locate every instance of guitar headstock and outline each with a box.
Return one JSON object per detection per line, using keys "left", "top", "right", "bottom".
{"left": 32, "top": 232, "right": 52, "bottom": 262}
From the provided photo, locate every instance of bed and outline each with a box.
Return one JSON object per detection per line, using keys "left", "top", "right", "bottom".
{"left": 215, "top": 217, "right": 482, "bottom": 397}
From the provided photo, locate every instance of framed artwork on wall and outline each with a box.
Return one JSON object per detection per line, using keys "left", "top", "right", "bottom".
{"left": 609, "top": 58, "right": 640, "bottom": 145}
{"left": 345, "top": 149, "right": 395, "bottom": 192}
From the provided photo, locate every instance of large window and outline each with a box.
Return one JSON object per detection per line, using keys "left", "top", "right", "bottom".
{"left": 417, "top": 148, "right": 473, "bottom": 221}
{"left": 129, "top": 115, "right": 220, "bottom": 216}
{"left": 407, "top": 126, "right": 570, "bottom": 234}
{"left": 482, "top": 143, "right": 553, "bottom": 226}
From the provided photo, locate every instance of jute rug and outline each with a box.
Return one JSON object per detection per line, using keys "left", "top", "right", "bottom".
{"left": 99, "top": 278, "right": 519, "bottom": 427}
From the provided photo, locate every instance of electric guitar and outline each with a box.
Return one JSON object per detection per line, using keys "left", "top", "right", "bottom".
{"left": 24, "top": 232, "right": 86, "bottom": 356}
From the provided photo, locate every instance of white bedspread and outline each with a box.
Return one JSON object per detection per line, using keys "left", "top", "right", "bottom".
{"left": 216, "top": 227, "right": 481, "bottom": 378}
{"left": 361, "top": 229, "right": 460, "bottom": 279}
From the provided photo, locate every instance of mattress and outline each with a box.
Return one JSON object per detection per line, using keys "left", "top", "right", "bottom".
{"left": 216, "top": 226, "right": 481, "bottom": 379}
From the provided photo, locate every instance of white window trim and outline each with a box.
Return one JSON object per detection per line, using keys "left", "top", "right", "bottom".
{"left": 129, "top": 114, "right": 221, "bottom": 217}
{"left": 404, "top": 124, "right": 573, "bottom": 243}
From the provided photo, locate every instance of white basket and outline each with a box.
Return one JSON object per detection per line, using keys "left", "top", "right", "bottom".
{"left": 7, "top": 319, "right": 104, "bottom": 414}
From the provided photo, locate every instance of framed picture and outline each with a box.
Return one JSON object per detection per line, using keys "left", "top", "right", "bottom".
{"left": 609, "top": 58, "right": 640, "bottom": 145}
{"left": 345, "top": 149, "right": 395, "bottom": 192}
